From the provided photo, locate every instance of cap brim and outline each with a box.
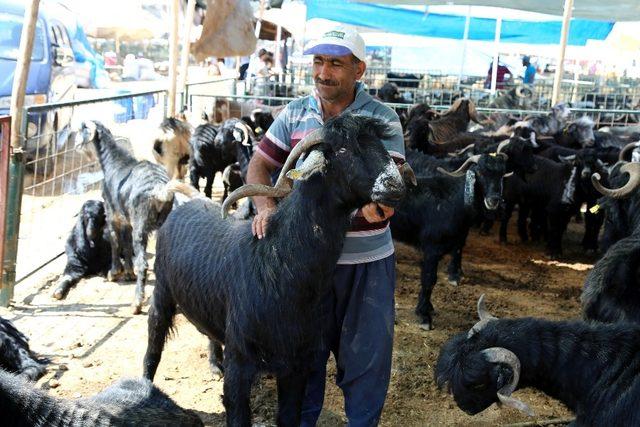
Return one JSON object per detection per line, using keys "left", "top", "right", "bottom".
{"left": 303, "top": 44, "right": 353, "bottom": 57}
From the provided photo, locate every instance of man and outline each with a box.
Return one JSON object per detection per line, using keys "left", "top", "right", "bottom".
{"left": 522, "top": 55, "right": 536, "bottom": 85}
{"left": 246, "top": 25, "right": 404, "bottom": 426}
{"left": 484, "top": 57, "right": 512, "bottom": 89}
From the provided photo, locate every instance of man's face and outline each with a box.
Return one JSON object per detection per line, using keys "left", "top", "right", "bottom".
{"left": 312, "top": 54, "right": 366, "bottom": 102}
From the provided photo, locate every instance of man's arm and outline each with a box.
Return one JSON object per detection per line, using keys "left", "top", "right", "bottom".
{"left": 246, "top": 153, "right": 278, "bottom": 239}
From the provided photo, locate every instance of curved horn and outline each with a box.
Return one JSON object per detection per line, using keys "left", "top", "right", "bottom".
{"left": 468, "top": 100, "right": 480, "bottom": 123}
{"left": 481, "top": 347, "right": 535, "bottom": 417}
{"left": 437, "top": 155, "right": 481, "bottom": 177}
{"left": 234, "top": 121, "right": 254, "bottom": 146}
{"left": 515, "top": 86, "right": 527, "bottom": 98}
{"left": 496, "top": 140, "right": 510, "bottom": 155}
{"left": 468, "top": 294, "right": 498, "bottom": 338}
{"left": 591, "top": 162, "right": 640, "bottom": 199}
{"left": 454, "top": 143, "right": 476, "bottom": 157}
{"left": 618, "top": 141, "right": 640, "bottom": 162}
{"left": 274, "top": 129, "right": 324, "bottom": 189}
{"left": 400, "top": 162, "right": 417, "bottom": 187}
{"left": 221, "top": 184, "right": 291, "bottom": 218}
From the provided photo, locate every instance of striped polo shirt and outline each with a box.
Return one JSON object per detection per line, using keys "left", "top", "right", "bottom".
{"left": 256, "top": 82, "right": 405, "bottom": 264}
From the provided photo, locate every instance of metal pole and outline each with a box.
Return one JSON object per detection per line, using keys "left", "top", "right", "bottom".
{"left": 168, "top": 0, "right": 180, "bottom": 117}
{"left": 490, "top": 17, "right": 502, "bottom": 97}
{"left": 458, "top": 6, "right": 471, "bottom": 87}
{"left": 275, "top": 25, "right": 283, "bottom": 74}
{"left": 3, "top": 0, "right": 39, "bottom": 306}
{"left": 552, "top": 0, "right": 574, "bottom": 105}
{"left": 179, "top": 0, "right": 196, "bottom": 109}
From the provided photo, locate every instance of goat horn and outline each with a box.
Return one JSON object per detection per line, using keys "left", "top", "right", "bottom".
{"left": 400, "top": 162, "right": 418, "bottom": 187}
{"left": 496, "top": 140, "right": 510, "bottom": 155}
{"left": 437, "top": 155, "right": 481, "bottom": 177}
{"left": 618, "top": 141, "right": 640, "bottom": 162}
{"left": 454, "top": 143, "right": 475, "bottom": 157}
{"left": 234, "top": 122, "right": 253, "bottom": 147}
{"left": 515, "top": 86, "right": 527, "bottom": 98}
{"left": 274, "top": 129, "right": 324, "bottom": 189}
{"left": 591, "top": 162, "right": 640, "bottom": 199}
{"left": 221, "top": 184, "right": 291, "bottom": 219}
{"left": 468, "top": 294, "right": 498, "bottom": 338}
{"left": 481, "top": 347, "right": 535, "bottom": 417}
{"left": 468, "top": 100, "right": 480, "bottom": 124}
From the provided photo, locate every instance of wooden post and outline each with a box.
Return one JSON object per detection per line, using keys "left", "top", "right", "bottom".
{"left": 552, "top": 0, "right": 574, "bottom": 106}
{"left": 10, "top": 0, "right": 40, "bottom": 151}
{"left": 3, "top": 0, "right": 39, "bottom": 306}
{"left": 457, "top": 6, "right": 471, "bottom": 87}
{"left": 179, "top": 0, "right": 196, "bottom": 108}
{"left": 168, "top": 0, "right": 180, "bottom": 117}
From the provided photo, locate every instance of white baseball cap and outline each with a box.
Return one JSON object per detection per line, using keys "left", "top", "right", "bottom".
{"left": 303, "top": 25, "right": 366, "bottom": 62}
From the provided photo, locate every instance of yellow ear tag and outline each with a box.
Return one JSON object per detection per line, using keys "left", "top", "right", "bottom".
{"left": 489, "top": 152, "right": 498, "bottom": 157}
{"left": 286, "top": 169, "right": 303, "bottom": 180}
{"left": 589, "top": 204, "right": 600, "bottom": 214}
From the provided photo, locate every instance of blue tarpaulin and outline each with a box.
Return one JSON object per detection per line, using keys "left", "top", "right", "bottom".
{"left": 306, "top": 0, "right": 614, "bottom": 46}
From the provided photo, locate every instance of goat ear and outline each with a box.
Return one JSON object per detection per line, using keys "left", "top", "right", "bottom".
{"left": 286, "top": 150, "right": 327, "bottom": 181}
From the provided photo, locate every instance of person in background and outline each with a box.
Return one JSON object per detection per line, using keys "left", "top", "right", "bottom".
{"left": 522, "top": 55, "right": 536, "bottom": 85}
{"left": 484, "top": 57, "right": 512, "bottom": 89}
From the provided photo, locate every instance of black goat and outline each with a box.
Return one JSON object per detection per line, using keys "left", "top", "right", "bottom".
{"left": 0, "top": 317, "right": 47, "bottom": 381}
{"left": 75, "top": 121, "right": 197, "bottom": 314}
{"left": 391, "top": 152, "right": 508, "bottom": 330}
{"left": 53, "top": 200, "right": 111, "bottom": 300}
{"left": 189, "top": 118, "right": 253, "bottom": 198}
{"left": 499, "top": 155, "right": 581, "bottom": 257}
{"left": 523, "top": 102, "right": 571, "bottom": 137}
{"left": 436, "top": 295, "right": 640, "bottom": 425}
{"left": 555, "top": 116, "right": 596, "bottom": 148}
{"left": 241, "top": 109, "right": 274, "bottom": 139}
{"left": 582, "top": 235, "right": 640, "bottom": 324}
{"left": 593, "top": 161, "right": 640, "bottom": 252}
{"left": 1, "top": 370, "right": 203, "bottom": 426}
{"left": 142, "top": 114, "right": 409, "bottom": 426}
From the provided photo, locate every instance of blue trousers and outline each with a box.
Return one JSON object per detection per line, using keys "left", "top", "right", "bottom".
{"left": 300, "top": 255, "right": 396, "bottom": 427}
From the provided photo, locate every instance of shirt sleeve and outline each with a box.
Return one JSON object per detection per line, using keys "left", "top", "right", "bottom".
{"left": 255, "top": 105, "right": 293, "bottom": 168}
{"left": 374, "top": 104, "right": 406, "bottom": 163}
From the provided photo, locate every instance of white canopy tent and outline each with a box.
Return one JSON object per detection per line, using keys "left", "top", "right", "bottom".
{"left": 353, "top": 0, "right": 640, "bottom": 103}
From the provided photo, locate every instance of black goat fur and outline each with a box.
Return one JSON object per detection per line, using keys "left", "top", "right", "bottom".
{"left": 143, "top": 114, "right": 406, "bottom": 426}
{"left": 53, "top": 200, "right": 111, "bottom": 300}
{"left": 0, "top": 318, "right": 47, "bottom": 381}
{"left": 0, "top": 370, "right": 203, "bottom": 426}
{"left": 436, "top": 316, "right": 640, "bottom": 426}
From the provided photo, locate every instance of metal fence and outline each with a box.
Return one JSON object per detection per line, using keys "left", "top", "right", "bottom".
{"left": 186, "top": 92, "right": 640, "bottom": 131}
{"left": 15, "top": 89, "right": 167, "bottom": 284}
{"left": 0, "top": 116, "right": 10, "bottom": 288}
{"left": 285, "top": 64, "right": 640, "bottom": 111}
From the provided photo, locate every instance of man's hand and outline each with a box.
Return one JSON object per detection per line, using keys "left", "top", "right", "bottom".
{"left": 252, "top": 206, "right": 276, "bottom": 239}
{"left": 362, "top": 202, "right": 395, "bottom": 223}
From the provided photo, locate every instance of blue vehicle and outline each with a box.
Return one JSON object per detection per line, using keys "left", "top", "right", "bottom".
{"left": 0, "top": 0, "right": 76, "bottom": 159}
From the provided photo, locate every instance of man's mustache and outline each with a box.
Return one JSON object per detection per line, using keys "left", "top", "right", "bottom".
{"left": 315, "top": 78, "right": 338, "bottom": 86}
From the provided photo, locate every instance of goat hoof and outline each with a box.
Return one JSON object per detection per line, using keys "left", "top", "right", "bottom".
{"left": 210, "top": 366, "right": 224, "bottom": 380}
{"left": 107, "top": 270, "right": 124, "bottom": 282}
{"left": 52, "top": 288, "right": 67, "bottom": 300}
{"left": 419, "top": 322, "right": 434, "bottom": 331}
{"left": 131, "top": 303, "right": 143, "bottom": 315}
{"left": 124, "top": 271, "right": 136, "bottom": 281}
{"left": 447, "top": 279, "right": 460, "bottom": 287}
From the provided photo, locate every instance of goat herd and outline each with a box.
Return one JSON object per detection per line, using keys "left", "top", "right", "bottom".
{"left": 2, "top": 96, "right": 640, "bottom": 426}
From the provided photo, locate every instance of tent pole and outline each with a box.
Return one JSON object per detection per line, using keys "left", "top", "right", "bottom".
{"left": 458, "top": 5, "right": 471, "bottom": 88}
{"left": 552, "top": 0, "right": 574, "bottom": 105}
{"left": 275, "top": 24, "right": 283, "bottom": 75}
{"left": 168, "top": 0, "right": 180, "bottom": 117}
{"left": 490, "top": 17, "right": 502, "bottom": 97}
{"left": 179, "top": 0, "right": 196, "bottom": 109}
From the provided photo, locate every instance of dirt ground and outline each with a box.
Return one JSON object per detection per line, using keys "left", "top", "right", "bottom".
{"left": 2, "top": 192, "right": 592, "bottom": 426}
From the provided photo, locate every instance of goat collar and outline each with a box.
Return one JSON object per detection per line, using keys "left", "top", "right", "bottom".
{"left": 464, "top": 169, "right": 476, "bottom": 208}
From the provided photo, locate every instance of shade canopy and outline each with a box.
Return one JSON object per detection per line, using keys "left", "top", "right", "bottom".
{"left": 353, "top": 0, "right": 640, "bottom": 22}
{"left": 306, "top": 0, "right": 613, "bottom": 46}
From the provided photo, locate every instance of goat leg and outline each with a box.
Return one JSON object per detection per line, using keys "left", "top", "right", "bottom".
{"left": 107, "top": 221, "right": 126, "bottom": 282}
{"left": 417, "top": 251, "right": 440, "bottom": 330}
{"left": 276, "top": 371, "right": 309, "bottom": 427}
{"left": 143, "top": 290, "right": 176, "bottom": 380}
{"left": 517, "top": 203, "right": 531, "bottom": 243}
{"left": 131, "top": 225, "right": 149, "bottom": 314}
{"left": 499, "top": 202, "right": 515, "bottom": 244}
{"left": 52, "top": 267, "right": 86, "bottom": 300}
{"left": 222, "top": 355, "right": 256, "bottom": 427}
{"left": 208, "top": 339, "right": 224, "bottom": 380}
{"left": 447, "top": 247, "right": 464, "bottom": 287}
